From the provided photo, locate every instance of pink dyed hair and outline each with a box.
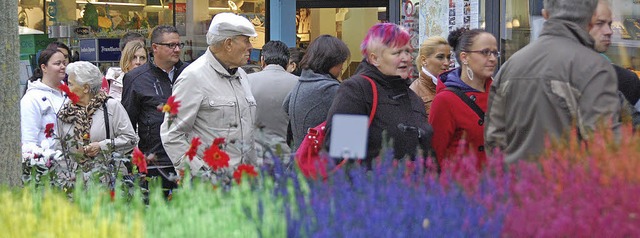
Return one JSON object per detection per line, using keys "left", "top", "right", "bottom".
{"left": 360, "top": 23, "right": 411, "bottom": 57}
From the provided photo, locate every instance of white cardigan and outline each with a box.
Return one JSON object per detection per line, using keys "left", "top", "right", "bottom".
{"left": 20, "top": 80, "right": 66, "bottom": 151}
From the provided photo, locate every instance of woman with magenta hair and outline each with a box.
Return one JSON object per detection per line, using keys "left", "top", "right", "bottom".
{"left": 429, "top": 28, "right": 498, "bottom": 170}
{"left": 324, "top": 23, "right": 434, "bottom": 165}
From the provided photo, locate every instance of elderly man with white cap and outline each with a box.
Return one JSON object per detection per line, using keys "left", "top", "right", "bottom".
{"left": 160, "top": 13, "right": 258, "bottom": 174}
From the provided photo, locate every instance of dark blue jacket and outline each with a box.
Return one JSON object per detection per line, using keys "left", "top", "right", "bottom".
{"left": 121, "top": 60, "right": 188, "bottom": 166}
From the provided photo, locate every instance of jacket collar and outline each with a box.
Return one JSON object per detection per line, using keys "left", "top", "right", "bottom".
{"left": 205, "top": 48, "right": 240, "bottom": 78}
{"left": 299, "top": 69, "right": 337, "bottom": 82}
{"left": 418, "top": 69, "right": 437, "bottom": 92}
{"left": 436, "top": 67, "right": 493, "bottom": 93}
{"left": 148, "top": 58, "right": 185, "bottom": 82}
{"left": 262, "top": 64, "right": 287, "bottom": 72}
{"left": 355, "top": 59, "right": 410, "bottom": 89}
{"left": 540, "top": 19, "right": 595, "bottom": 49}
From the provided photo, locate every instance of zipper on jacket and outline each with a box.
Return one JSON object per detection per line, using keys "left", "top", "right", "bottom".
{"left": 153, "top": 79, "right": 164, "bottom": 96}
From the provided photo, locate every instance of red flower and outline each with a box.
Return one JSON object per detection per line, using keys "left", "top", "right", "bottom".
{"left": 213, "top": 137, "right": 225, "bottom": 147}
{"left": 158, "top": 96, "right": 181, "bottom": 116}
{"left": 203, "top": 144, "right": 230, "bottom": 171}
{"left": 44, "top": 123, "right": 55, "bottom": 138}
{"left": 101, "top": 76, "right": 109, "bottom": 92}
{"left": 186, "top": 137, "right": 202, "bottom": 161}
{"left": 233, "top": 164, "right": 258, "bottom": 184}
{"left": 109, "top": 190, "right": 115, "bottom": 202}
{"left": 132, "top": 147, "right": 147, "bottom": 173}
{"left": 58, "top": 84, "right": 80, "bottom": 104}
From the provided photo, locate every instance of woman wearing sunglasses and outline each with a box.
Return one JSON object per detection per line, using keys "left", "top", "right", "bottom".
{"left": 429, "top": 28, "right": 498, "bottom": 171}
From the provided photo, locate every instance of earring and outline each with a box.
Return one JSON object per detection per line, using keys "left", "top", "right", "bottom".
{"left": 464, "top": 62, "right": 474, "bottom": 81}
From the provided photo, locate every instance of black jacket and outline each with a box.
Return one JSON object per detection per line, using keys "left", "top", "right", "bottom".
{"left": 121, "top": 60, "right": 188, "bottom": 166}
{"left": 324, "top": 60, "right": 434, "bottom": 162}
{"left": 614, "top": 64, "right": 640, "bottom": 106}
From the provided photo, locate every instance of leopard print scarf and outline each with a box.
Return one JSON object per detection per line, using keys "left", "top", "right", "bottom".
{"left": 58, "top": 92, "right": 109, "bottom": 146}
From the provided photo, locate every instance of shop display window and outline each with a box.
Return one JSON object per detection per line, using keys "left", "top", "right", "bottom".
{"left": 607, "top": 0, "right": 640, "bottom": 73}
{"left": 501, "top": 0, "right": 640, "bottom": 74}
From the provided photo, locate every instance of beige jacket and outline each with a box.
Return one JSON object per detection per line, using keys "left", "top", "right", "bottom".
{"left": 160, "top": 48, "right": 257, "bottom": 172}
{"left": 485, "top": 19, "right": 621, "bottom": 162}
{"left": 56, "top": 99, "right": 138, "bottom": 171}
{"left": 409, "top": 70, "right": 438, "bottom": 116}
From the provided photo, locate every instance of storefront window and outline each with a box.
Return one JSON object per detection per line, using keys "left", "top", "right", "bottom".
{"left": 501, "top": 0, "right": 640, "bottom": 73}
{"left": 607, "top": 0, "right": 640, "bottom": 73}
{"left": 501, "top": 0, "right": 531, "bottom": 62}
{"left": 298, "top": 7, "right": 384, "bottom": 79}
{"left": 183, "top": 0, "right": 265, "bottom": 61}
{"left": 18, "top": 0, "right": 46, "bottom": 33}
{"left": 40, "top": 0, "right": 168, "bottom": 38}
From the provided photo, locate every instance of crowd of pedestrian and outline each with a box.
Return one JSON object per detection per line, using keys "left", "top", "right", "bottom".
{"left": 18, "top": 0, "right": 636, "bottom": 198}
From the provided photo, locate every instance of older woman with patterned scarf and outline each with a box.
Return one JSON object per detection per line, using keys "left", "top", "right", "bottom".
{"left": 57, "top": 61, "right": 138, "bottom": 174}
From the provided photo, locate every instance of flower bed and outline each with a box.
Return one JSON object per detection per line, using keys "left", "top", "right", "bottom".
{"left": 3, "top": 126, "right": 640, "bottom": 237}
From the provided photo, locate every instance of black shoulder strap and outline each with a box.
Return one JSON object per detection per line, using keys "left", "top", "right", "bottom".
{"left": 445, "top": 87, "right": 485, "bottom": 125}
{"left": 102, "top": 101, "right": 110, "bottom": 140}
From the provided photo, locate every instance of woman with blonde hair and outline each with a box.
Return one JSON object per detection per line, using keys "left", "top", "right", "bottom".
{"left": 108, "top": 41, "right": 148, "bottom": 101}
{"left": 410, "top": 36, "right": 451, "bottom": 115}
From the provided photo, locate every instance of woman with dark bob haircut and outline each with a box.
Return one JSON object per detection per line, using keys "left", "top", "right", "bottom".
{"left": 283, "top": 35, "right": 350, "bottom": 149}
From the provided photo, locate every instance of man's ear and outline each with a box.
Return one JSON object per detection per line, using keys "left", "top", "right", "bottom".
{"left": 224, "top": 38, "right": 234, "bottom": 51}
{"left": 541, "top": 9, "right": 549, "bottom": 20}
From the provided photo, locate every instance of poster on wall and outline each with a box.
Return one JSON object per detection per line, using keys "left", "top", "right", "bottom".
{"left": 449, "top": 0, "right": 479, "bottom": 31}
{"left": 296, "top": 8, "right": 311, "bottom": 43}
{"left": 419, "top": 0, "right": 448, "bottom": 42}
{"left": 402, "top": 0, "right": 420, "bottom": 78}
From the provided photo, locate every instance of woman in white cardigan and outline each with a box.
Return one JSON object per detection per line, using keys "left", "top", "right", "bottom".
{"left": 57, "top": 61, "right": 138, "bottom": 175}
{"left": 21, "top": 49, "right": 68, "bottom": 152}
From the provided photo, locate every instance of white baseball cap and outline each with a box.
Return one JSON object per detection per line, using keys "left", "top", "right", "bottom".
{"left": 206, "top": 13, "right": 257, "bottom": 45}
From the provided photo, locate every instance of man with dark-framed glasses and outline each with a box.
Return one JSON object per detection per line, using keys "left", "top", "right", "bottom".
{"left": 121, "top": 25, "right": 189, "bottom": 197}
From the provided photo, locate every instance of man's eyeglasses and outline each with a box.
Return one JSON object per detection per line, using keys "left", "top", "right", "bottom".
{"left": 155, "top": 42, "right": 185, "bottom": 50}
{"left": 465, "top": 49, "right": 501, "bottom": 58}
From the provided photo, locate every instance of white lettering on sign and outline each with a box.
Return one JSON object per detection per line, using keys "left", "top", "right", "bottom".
{"left": 81, "top": 47, "right": 96, "bottom": 53}
{"left": 100, "top": 46, "right": 120, "bottom": 52}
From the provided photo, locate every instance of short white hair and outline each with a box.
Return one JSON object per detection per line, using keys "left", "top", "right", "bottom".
{"left": 65, "top": 61, "right": 103, "bottom": 95}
